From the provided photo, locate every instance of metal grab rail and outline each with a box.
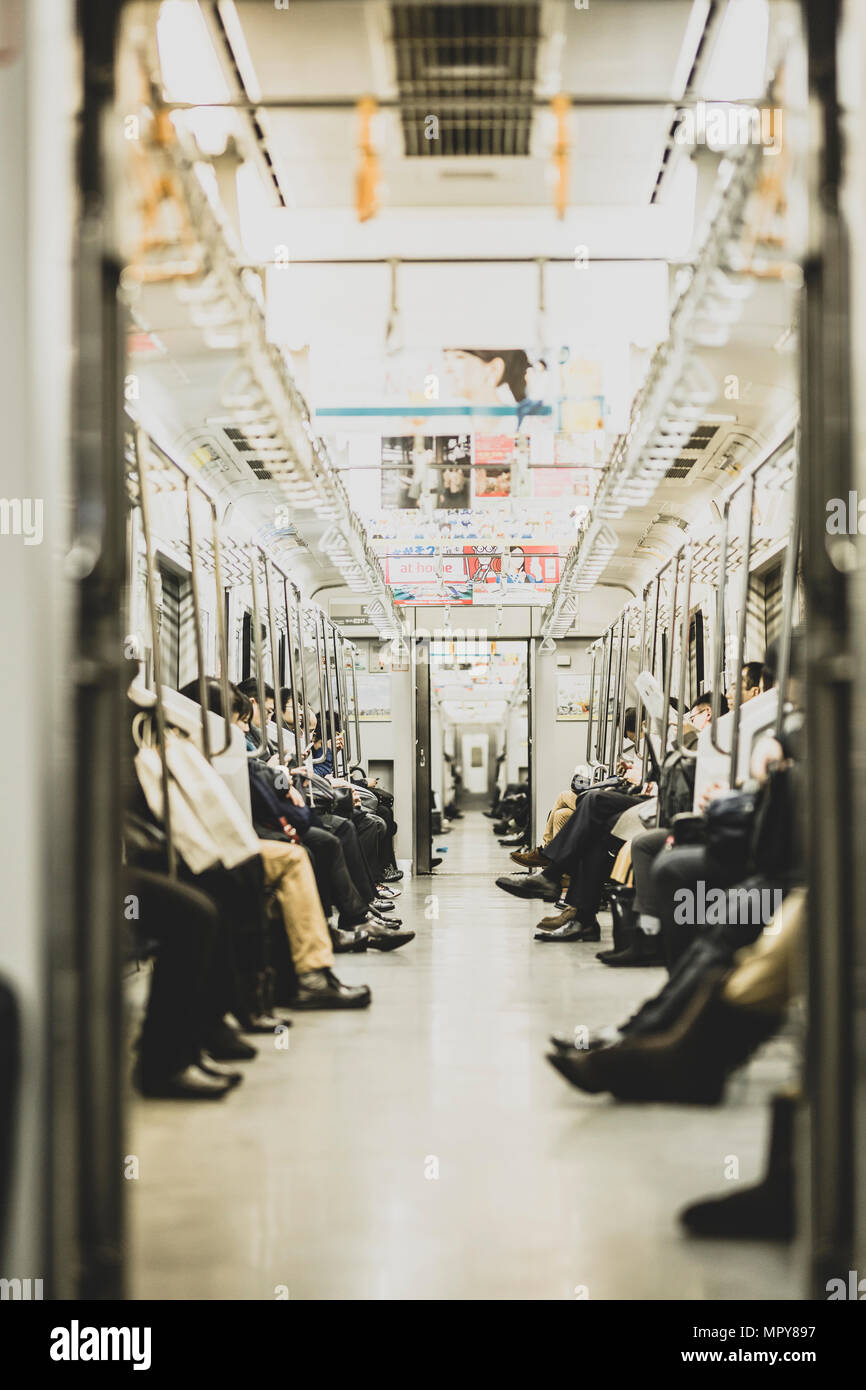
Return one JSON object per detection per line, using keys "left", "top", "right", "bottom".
{"left": 185, "top": 477, "right": 211, "bottom": 763}
{"left": 642, "top": 573, "right": 662, "bottom": 783}
{"left": 132, "top": 428, "right": 177, "bottom": 878}
{"left": 247, "top": 547, "right": 270, "bottom": 761}
{"left": 292, "top": 587, "right": 315, "bottom": 784}
{"left": 675, "top": 541, "right": 697, "bottom": 757}
{"left": 596, "top": 626, "right": 613, "bottom": 771}
{"left": 633, "top": 588, "right": 649, "bottom": 761}
{"left": 336, "top": 635, "right": 358, "bottom": 770}
{"left": 262, "top": 553, "right": 286, "bottom": 767}
{"left": 729, "top": 472, "right": 757, "bottom": 785}
{"left": 210, "top": 500, "right": 232, "bottom": 757}
{"left": 585, "top": 644, "right": 598, "bottom": 764}
{"left": 312, "top": 613, "right": 329, "bottom": 770}
{"left": 709, "top": 498, "right": 731, "bottom": 754}
{"left": 280, "top": 576, "right": 306, "bottom": 797}
{"left": 659, "top": 546, "right": 682, "bottom": 764}
{"left": 610, "top": 613, "right": 626, "bottom": 774}
{"left": 774, "top": 436, "right": 801, "bottom": 741}
{"left": 618, "top": 607, "right": 633, "bottom": 765}
{"left": 348, "top": 646, "right": 363, "bottom": 767}
{"left": 328, "top": 620, "right": 348, "bottom": 777}
{"left": 321, "top": 615, "right": 340, "bottom": 778}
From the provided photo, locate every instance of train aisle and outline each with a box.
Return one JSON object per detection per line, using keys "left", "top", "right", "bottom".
{"left": 129, "top": 811, "right": 796, "bottom": 1302}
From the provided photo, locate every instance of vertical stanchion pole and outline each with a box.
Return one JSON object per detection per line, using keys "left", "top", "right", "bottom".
{"left": 210, "top": 502, "right": 232, "bottom": 755}
{"left": 185, "top": 476, "right": 211, "bottom": 762}
{"left": 133, "top": 429, "right": 176, "bottom": 877}
{"left": 248, "top": 547, "right": 270, "bottom": 760}
{"left": 729, "top": 473, "right": 757, "bottom": 785}
{"left": 263, "top": 553, "right": 286, "bottom": 767}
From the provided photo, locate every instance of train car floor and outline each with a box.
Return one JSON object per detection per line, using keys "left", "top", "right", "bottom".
{"left": 129, "top": 811, "right": 800, "bottom": 1300}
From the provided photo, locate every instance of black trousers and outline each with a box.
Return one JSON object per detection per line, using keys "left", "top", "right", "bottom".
{"left": 544, "top": 787, "right": 641, "bottom": 873}
{"left": 181, "top": 857, "right": 269, "bottom": 1023}
{"left": 623, "top": 875, "right": 781, "bottom": 1038}
{"left": 563, "top": 834, "right": 618, "bottom": 923}
{"left": 650, "top": 844, "right": 744, "bottom": 969}
{"left": 302, "top": 823, "right": 369, "bottom": 925}
{"left": 129, "top": 868, "right": 235, "bottom": 1082}
{"left": 351, "top": 809, "right": 387, "bottom": 885}
{"left": 630, "top": 827, "right": 671, "bottom": 918}
{"left": 372, "top": 795, "right": 398, "bottom": 869}
{"left": 318, "top": 813, "right": 378, "bottom": 905}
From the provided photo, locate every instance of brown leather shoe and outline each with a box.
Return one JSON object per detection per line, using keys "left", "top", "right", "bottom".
{"left": 510, "top": 846, "right": 549, "bottom": 868}
{"left": 536, "top": 904, "right": 577, "bottom": 930}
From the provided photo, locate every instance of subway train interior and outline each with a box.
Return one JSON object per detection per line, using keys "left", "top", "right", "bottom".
{"left": 3, "top": 0, "right": 866, "bottom": 1325}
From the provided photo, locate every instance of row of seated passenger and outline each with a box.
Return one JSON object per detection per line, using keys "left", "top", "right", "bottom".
{"left": 124, "top": 678, "right": 411, "bottom": 1101}
{"left": 495, "top": 644, "right": 803, "bottom": 1241}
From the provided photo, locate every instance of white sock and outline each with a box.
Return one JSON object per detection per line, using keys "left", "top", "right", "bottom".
{"left": 639, "top": 913, "right": 661, "bottom": 937}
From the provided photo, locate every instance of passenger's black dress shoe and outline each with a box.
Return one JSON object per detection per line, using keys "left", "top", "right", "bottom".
{"left": 290, "top": 968, "right": 372, "bottom": 1009}
{"left": 498, "top": 834, "right": 527, "bottom": 847}
{"left": 372, "top": 896, "right": 395, "bottom": 912}
{"left": 544, "top": 975, "right": 781, "bottom": 1104}
{"left": 534, "top": 919, "right": 601, "bottom": 942}
{"left": 679, "top": 1094, "right": 795, "bottom": 1240}
{"left": 137, "top": 1064, "right": 233, "bottom": 1100}
{"left": 495, "top": 870, "right": 560, "bottom": 902}
{"left": 598, "top": 935, "right": 663, "bottom": 968}
{"left": 549, "top": 1029, "right": 619, "bottom": 1054}
{"left": 381, "top": 866, "right": 403, "bottom": 882}
{"left": 330, "top": 924, "right": 370, "bottom": 953}
{"left": 202, "top": 1023, "right": 258, "bottom": 1061}
{"left": 198, "top": 1055, "right": 244, "bottom": 1087}
{"left": 365, "top": 922, "right": 416, "bottom": 951}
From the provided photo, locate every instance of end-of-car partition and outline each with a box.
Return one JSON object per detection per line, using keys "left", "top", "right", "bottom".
{"left": 583, "top": 433, "right": 800, "bottom": 798}
{"left": 128, "top": 427, "right": 363, "bottom": 869}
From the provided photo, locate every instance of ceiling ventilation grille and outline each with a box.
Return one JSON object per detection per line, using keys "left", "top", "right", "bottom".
{"left": 663, "top": 423, "right": 720, "bottom": 481}
{"left": 390, "top": 2, "right": 541, "bottom": 157}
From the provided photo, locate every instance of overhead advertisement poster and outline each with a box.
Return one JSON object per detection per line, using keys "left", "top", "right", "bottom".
{"left": 321, "top": 346, "right": 607, "bottom": 511}
{"left": 384, "top": 544, "right": 560, "bottom": 603}
{"left": 556, "top": 673, "right": 591, "bottom": 721}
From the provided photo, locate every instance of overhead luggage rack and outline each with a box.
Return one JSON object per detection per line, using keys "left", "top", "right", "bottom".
{"left": 121, "top": 97, "right": 403, "bottom": 640}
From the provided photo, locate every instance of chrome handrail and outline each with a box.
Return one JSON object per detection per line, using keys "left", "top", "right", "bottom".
{"left": 263, "top": 553, "right": 286, "bottom": 767}
{"left": 210, "top": 500, "right": 232, "bottom": 757}
{"left": 349, "top": 644, "right": 363, "bottom": 766}
{"left": 585, "top": 644, "right": 598, "bottom": 764}
{"left": 185, "top": 476, "right": 211, "bottom": 763}
{"left": 675, "top": 541, "right": 697, "bottom": 757}
{"left": 248, "top": 546, "right": 270, "bottom": 760}
{"left": 774, "top": 436, "right": 801, "bottom": 741}
{"left": 659, "top": 546, "right": 682, "bottom": 763}
{"left": 133, "top": 427, "right": 177, "bottom": 878}
{"left": 729, "top": 472, "right": 757, "bottom": 785}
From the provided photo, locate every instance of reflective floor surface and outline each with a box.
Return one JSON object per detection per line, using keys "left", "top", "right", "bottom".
{"left": 129, "top": 812, "right": 800, "bottom": 1300}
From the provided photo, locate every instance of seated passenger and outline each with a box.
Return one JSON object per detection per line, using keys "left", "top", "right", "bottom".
{"left": 546, "top": 639, "right": 803, "bottom": 1105}
{"left": 597, "top": 691, "right": 728, "bottom": 968}
{"left": 183, "top": 680, "right": 413, "bottom": 953}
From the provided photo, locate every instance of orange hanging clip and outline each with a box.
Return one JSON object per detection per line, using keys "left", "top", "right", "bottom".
{"left": 356, "top": 96, "right": 381, "bottom": 223}
{"left": 551, "top": 94, "right": 571, "bottom": 221}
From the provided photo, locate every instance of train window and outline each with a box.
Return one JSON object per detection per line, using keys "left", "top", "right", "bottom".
{"left": 688, "top": 610, "right": 704, "bottom": 702}
{"left": 156, "top": 561, "right": 197, "bottom": 691}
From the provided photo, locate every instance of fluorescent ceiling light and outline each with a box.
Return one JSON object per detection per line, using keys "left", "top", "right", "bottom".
{"left": 700, "top": 0, "right": 770, "bottom": 101}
